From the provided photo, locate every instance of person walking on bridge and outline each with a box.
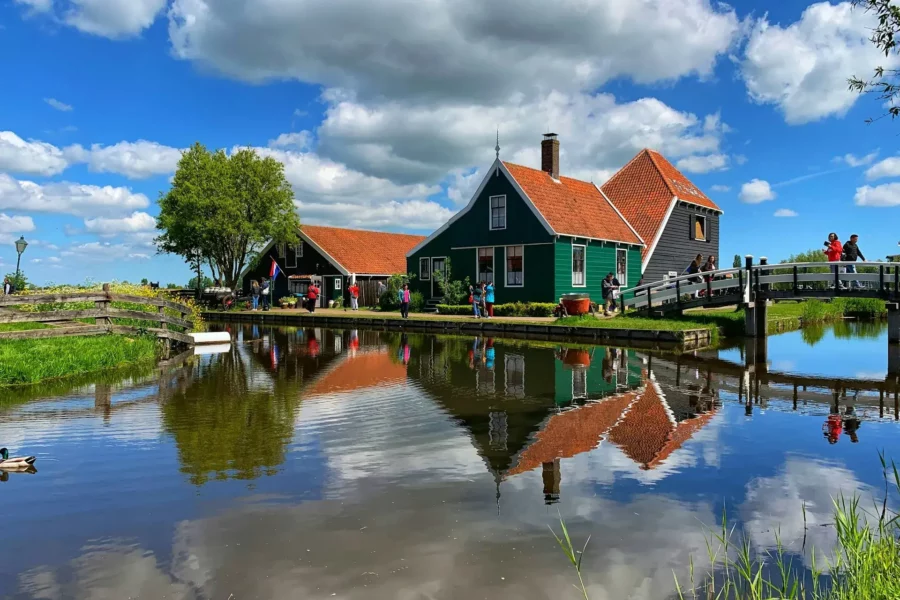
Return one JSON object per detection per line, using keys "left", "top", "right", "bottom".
{"left": 842, "top": 234, "right": 865, "bottom": 289}
{"left": 823, "top": 233, "right": 845, "bottom": 290}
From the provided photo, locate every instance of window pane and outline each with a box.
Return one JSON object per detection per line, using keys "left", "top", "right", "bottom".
{"left": 420, "top": 258, "right": 430, "bottom": 280}
{"left": 506, "top": 246, "right": 523, "bottom": 286}
{"left": 572, "top": 246, "right": 585, "bottom": 286}
{"left": 478, "top": 248, "right": 494, "bottom": 283}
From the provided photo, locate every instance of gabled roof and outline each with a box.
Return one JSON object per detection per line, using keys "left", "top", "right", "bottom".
{"left": 601, "top": 149, "right": 722, "bottom": 262}
{"left": 301, "top": 225, "right": 425, "bottom": 275}
{"left": 305, "top": 349, "right": 407, "bottom": 397}
{"left": 502, "top": 162, "right": 644, "bottom": 246}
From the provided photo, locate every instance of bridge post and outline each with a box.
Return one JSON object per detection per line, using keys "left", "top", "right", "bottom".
{"left": 744, "top": 256, "right": 756, "bottom": 336}
{"left": 888, "top": 343, "right": 900, "bottom": 381}
{"left": 889, "top": 302, "right": 900, "bottom": 345}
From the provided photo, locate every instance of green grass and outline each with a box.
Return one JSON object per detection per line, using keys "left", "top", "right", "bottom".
{"left": 0, "top": 322, "right": 49, "bottom": 332}
{"left": 0, "top": 334, "right": 160, "bottom": 386}
{"left": 555, "top": 454, "right": 900, "bottom": 600}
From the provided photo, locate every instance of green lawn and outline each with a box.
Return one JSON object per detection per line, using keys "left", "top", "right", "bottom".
{"left": 0, "top": 322, "right": 49, "bottom": 332}
{"left": 0, "top": 334, "right": 159, "bottom": 386}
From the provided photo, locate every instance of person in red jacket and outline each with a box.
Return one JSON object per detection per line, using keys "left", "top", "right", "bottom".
{"left": 823, "top": 233, "right": 846, "bottom": 289}
{"left": 306, "top": 283, "right": 319, "bottom": 313}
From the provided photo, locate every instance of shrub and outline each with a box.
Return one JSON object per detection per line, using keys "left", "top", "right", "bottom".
{"left": 436, "top": 304, "right": 471, "bottom": 315}
{"left": 432, "top": 258, "right": 469, "bottom": 305}
{"left": 410, "top": 291, "right": 425, "bottom": 313}
{"left": 379, "top": 272, "right": 415, "bottom": 311}
{"left": 435, "top": 302, "right": 556, "bottom": 317}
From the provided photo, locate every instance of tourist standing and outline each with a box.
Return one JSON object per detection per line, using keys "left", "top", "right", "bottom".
{"left": 842, "top": 234, "right": 865, "bottom": 289}
{"left": 472, "top": 282, "right": 483, "bottom": 318}
{"left": 701, "top": 255, "right": 717, "bottom": 296}
{"left": 398, "top": 283, "right": 411, "bottom": 319}
{"left": 2, "top": 277, "right": 10, "bottom": 295}
{"left": 348, "top": 281, "right": 360, "bottom": 311}
{"left": 484, "top": 281, "right": 495, "bottom": 318}
{"left": 250, "top": 280, "right": 260, "bottom": 311}
{"left": 602, "top": 273, "right": 615, "bottom": 316}
{"left": 260, "top": 277, "right": 270, "bottom": 311}
{"left": 823, "top": 232, "right": 845, "bottom": 289}
{"left": 307, "top": 281, "right": 319, "bottom": 313}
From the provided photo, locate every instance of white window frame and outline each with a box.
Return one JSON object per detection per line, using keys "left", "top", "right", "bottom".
{"left": 572, "top": 369, "right": 587, "bottom": 401}
{"left": 616, "top": 248, "right": 628, "bottom": 287}
{"left": 476, "top": 247, "right": 495, "bottom": 284}
{"left": 694, "top": 215, "right": 707, "bottom": 242}
{"left": 505, "top": 245, "right": 524, "bottom": 288}
{"left": 489, "top": 195, "right": 507, "bottom": 231}
{"left": 334, "top": 277, "right": 342, "bottom": 291}
{"left": 572, "top": 243, "right": 586, "bottom": 288}
{"left": 286, "top": 243, "right": 299, "bottom": 269}
{"left": 277, "top": 243, "right": 286, "bottom": 259}
{"left": 419, "top": 257, "right": 431, "bottom": 281}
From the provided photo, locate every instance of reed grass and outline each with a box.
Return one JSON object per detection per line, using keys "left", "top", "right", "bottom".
{"left": 554, "top": 454, "right": 900, "bottom": 599}
{"left": 0, "top": 334, "right": 159, "bottom": 386}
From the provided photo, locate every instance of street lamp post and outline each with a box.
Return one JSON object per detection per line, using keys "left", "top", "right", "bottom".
{"left": 14, "top": 236, "right": 27, "bottom": 282}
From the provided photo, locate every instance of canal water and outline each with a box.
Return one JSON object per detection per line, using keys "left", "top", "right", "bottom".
{"left": 1, "top": 323, "right": 898, "bottom": 599}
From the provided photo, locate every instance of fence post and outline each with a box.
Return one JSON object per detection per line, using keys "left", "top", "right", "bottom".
{"left": 159, "top": 305, "right": 167, "bottom": 333}
{"left": 793, "top": 265, "right": 798, "bottom": 296}
{"left": 676, "top": 279, "right": 682, "bottom": 310}
{"left": 96, "top": 283, "right": 111, "bottom": 330}
{"left": 880, "top": 265, "right": 885, "bottom": 294}
{"left": 706, "top": 271, "right": 712, "bottom": 302}
{"left": 744, "top": 255, "right": 753, "bottom": 303}
{"left": 834, "top": 263, "right": 841, "bottom": 294}
{"left": 759, "top": 257, "right": 769, "bottom": 296}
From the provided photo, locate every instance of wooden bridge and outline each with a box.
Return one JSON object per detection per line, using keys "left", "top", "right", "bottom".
{"left": 623, "top": 257, "right": 900, "bottom": 343}
{"left": 0, "top": 284, "right": 196, "bottom": 347}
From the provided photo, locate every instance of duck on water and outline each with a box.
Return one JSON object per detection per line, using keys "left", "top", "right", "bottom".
{"left": 0, "top": 448, "right": 36, "bottom": 471}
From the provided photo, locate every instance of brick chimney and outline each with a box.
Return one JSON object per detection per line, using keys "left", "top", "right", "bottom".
{"left": 541, "top": 133, "right": 559, "bottom": 179}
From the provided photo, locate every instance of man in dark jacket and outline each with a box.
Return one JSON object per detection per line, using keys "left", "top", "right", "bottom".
{"left": 602, "top": 273, "right": 616, "bottom": 316}
{"left": 842, "top": 234, "right": 865, "bottom": 289}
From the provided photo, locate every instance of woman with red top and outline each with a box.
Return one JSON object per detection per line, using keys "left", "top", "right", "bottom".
{"left": 306, "top": 283, "right": 319, "bottom": 313}
{"left": 823, "top": 232, "right": 845, "bottom": 290}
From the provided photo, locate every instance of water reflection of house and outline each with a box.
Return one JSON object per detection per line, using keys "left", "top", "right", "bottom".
{"left": 303, "top": 348, "right": 408, "bottom": 398}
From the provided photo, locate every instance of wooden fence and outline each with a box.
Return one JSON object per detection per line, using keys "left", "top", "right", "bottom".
{"left": 0, "top": 284, "right": 195, "bottom": 345}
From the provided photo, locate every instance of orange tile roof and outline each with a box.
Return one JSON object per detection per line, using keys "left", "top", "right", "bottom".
{"left": 646, "top": 409, "right": 718, "bottom": 470}
{"left": 502, "top": 162, "right": 643, "bottom": 246}
{"left": 301, "top": 225, "right": 426, "bottom": 275}
{"left": 506, "top": 392, "right": 637, "bottom": 477}
{"left": 304, "top": 350, "right": 407, "bottom": 397}
{"left": 601, "top": 150, "right": 721, "bottom": 260}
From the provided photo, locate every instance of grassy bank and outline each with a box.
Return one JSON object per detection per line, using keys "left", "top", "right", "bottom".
{"left": 0, "top": 334, "right": 160, "bottom": 386}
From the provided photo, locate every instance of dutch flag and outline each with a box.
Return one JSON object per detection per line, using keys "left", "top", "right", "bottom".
{"left": 269, "top": 258, "right": 283, "bottom": 280}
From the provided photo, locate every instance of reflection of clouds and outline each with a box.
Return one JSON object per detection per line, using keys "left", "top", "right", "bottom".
{"left": 771, "top": 360, "right": 797, "bottom": 372}
{"left": 18, "top": 543, "right": 193, "bottom": 600}
{"left": 740, "top": 457, "right": 873, "bottom": 566}
{"left": 855, "top": 371, "right": 887, "bottom": 380}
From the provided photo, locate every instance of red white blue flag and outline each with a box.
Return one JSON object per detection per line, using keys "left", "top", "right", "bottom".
{"left": 269, "top": 258, "right": 283, "bottom": 280}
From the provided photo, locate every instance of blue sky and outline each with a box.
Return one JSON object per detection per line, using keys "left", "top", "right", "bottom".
{"left": 1, "top": 0, "right": 899, "bottom": 285}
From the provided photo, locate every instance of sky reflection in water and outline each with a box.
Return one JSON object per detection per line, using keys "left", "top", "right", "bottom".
{"left": 1, "top": 324, "right": 898, "bottom": 599}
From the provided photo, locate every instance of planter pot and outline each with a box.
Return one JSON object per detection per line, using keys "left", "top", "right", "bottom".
{"left": 561, "top": 293, "right": 591, "bottom": 316}
{"left": 561, "top": 349, "right": 591, "bottom": 368}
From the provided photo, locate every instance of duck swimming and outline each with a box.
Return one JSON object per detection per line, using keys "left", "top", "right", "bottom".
{"left": 0, "top": 448, "right": 36, "bottom": 470}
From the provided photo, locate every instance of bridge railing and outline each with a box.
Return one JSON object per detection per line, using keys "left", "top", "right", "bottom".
{"left": 624, "top": 261, "right": 900, "bottom": 313}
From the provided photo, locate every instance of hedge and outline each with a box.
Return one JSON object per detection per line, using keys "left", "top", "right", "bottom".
{"left": 436, "top": 302, "right": 556, "bottom": 317}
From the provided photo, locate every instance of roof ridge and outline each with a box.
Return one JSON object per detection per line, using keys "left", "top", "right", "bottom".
{"left": 643, "top": 149, "right": 678, "bottom": 198}
{"left": 302, "top": 223, "right": 425, "bottom": 238}
{"left": 601, "top": 148, "right": 653, "bottom": 189}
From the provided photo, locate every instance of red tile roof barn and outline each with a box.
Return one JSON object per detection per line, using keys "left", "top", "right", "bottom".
{"left": 601, "top": 149, "right": 721, "bottom": 260}
{"left": 502, "top": 162, "right": 643, "bottom": 246}
{"left": 302, "top": 225, "right": 426, "bottom": 275}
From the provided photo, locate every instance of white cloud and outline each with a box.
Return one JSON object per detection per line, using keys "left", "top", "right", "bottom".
{"left": 18, "top": 0, "right": 168, "bottom": 38}
{"left": 0, "top": 174, "right": 149, "bottom": 217}
{"left": 774, "top": 208, "right": 798, "bottom": 217}
{"left": 0, "top": 131, "right": 70, "bottom": 176}
{"left": 44, "top": 97, "right": 73, "bottom": 112}
{"left": 268, "top": 132, "right": 312, "bottom": 151}
{"left": 741, "top": 2, "right": 899, "bottom": 124}
{"left": 739, "top": 178, "right": 776, "bottom": 203}
{"left": 733, "top": 154, "right": 748, "bottom": 165}
{"left": 169, "top": 0, "right": 740, "bottom": 102}
{"left": 84, "top": 211, "right": 157, "bottom": 235}
{"left": 865, "top": 157, "right": 900, "bottom": 180}
{"left": 76, "top": 140, "right": 183, "bottom": 178}
{"left": 675, "top": 153, "right": 728, "bottom": 174}
{"left": 854, "top": 183, "right": 900, "bottom": 207}
{"left": 60, "top": 241, "right": 153, "bottom": 262}
{"left": 710, "top": 184, "right": 731, "bottom": 192}
{"left": 835, "top": 151, "right": 879, "bottom": 167}
{"left": 15, "top": 0, "right": 53, "bottom": 11}
{"left": 0, "top": 213, "right": 36, "bottom": 234}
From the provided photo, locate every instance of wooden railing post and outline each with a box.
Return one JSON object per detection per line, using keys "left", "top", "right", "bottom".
{"left": 158, "top": 305, "right": 167, "bottom": 333}
{"left": 706, "top": 272, "right": 712, "bottom": 303}
{"left": 97, "top": 283, "right": 111, "bottom": 330}
{"left": 744, "top": 255, "right": 753, "bottom": 303}
{"left": 880, "top": 265, "right": 885, "bottom": 293}
{"left": 834, "top": 263, "right": 841, "bottom": 294}
{"left": 759, "top": 257, "right": 769, "bottom": 296}
{"left": 676, "top": 279, "right": 682, "bottom": 310}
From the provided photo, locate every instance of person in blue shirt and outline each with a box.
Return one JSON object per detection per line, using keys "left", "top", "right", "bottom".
{"left": 484, "top": 281, "right": 495, "bottom": 318}
{"left": 471, "top": 283, "right": 482, "bottom": 318}
{"left": 484, "top": 338, "right": 495, "bottom": 369}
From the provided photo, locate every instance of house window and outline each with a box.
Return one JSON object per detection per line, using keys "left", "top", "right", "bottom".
{"left": 478, "top": 247, "right": 494, "bottom": 283}
{"left": 419, "top": 257, "right": 431, "bottom": 281}
{"left": 572, "top": 370, "right": 587, "bottom": 400}
{"left": 693, "top": 215, "right": 707, "bottom": 242}
{"left": 489, "top": 195, "right": 506, "bottom": 230}
{"left": 572, "top": 244, "right": 586, "bottom": 287}
{"left": 504, "top": 354, "right": 525, "bottom": 398}
{"left": 616, "top": 248, "right": 627, "bottom": 287}
{"left": 506, "top": 245, "right": 524, "bottom": 287}
{"left": 286, "top": 243, "right": 300, "bottom": 269}
{"left": 277, "top": 243, "right": 286, "bottom": 259}
{"left": 289, "top": 279, "right": 309, "bottom": 295}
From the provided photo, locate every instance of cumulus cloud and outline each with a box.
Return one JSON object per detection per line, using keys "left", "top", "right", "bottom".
{"left": 17, "top": 0, "right": 168, "bottom": 38}
{"left": 865, "top": 157, "right": 900, "bottom": 181}
{"left": 60, "top": 241, "right": 154, "bottom": 262}
{"left": 854, "top": 183, "right": 900, "bottom": 207}
{"left": 0, "top": 131, "right": 70, "bottom": 176}
{"left": 74, "top": 140, "right": 183, "bottom": 178}
{"left": 739, "top": 178, "right": 776, "bottom": 203}
{"left": 774, "top": 208, "right": 798, "bottom": 217}
{"left": 710, "top": 184, "right": 731, "bottom": 192}
{"left": 169, "top": 0, "right": 740, "bottom": 103}
{"left": 675, "top": 153, "right": 728, "bottom": 174}
{"left": 741, "top": 2, "right": 899, "bottom": 124}
{"left": 0, "top": 174, "right": 149, "bottom": 217}
{"left": 43, "top": 97, "right": 73, "bottom": 112}
{"left": 0, "top": 213, "right": 36, "bottom": 234}
{"left": 84, "top": 211, "right": 157, "bottom": 235}
{"left": 834, "top": 151, "right": 879, "bottom": 167}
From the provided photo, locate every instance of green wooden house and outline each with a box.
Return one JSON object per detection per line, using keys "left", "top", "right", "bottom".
{"left": 406, "top": 134, "right": 645, "bottom": 304}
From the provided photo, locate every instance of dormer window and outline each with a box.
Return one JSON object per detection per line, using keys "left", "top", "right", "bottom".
{"left": 490, "top": 195, "right": 506, "bottom": 230}
{"left": 691, "top": 214, "right": 707, "bottom": 242}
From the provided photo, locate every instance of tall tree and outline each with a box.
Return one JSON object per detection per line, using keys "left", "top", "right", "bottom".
{"left": 849, "top": 0, "right": 900, "bottom": 122}
{"left": 157, "top": 143, "right": 300, "bottom": 289}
